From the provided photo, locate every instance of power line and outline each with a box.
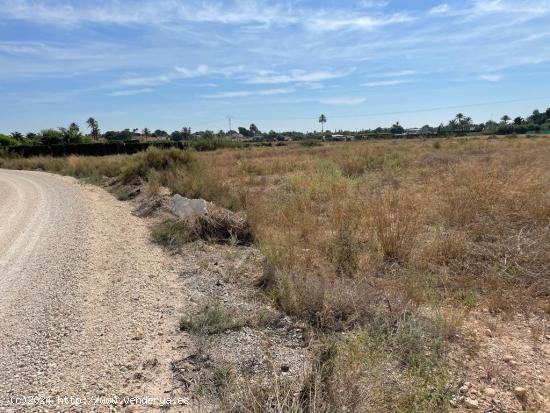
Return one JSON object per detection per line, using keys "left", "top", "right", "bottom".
{"left": 228, "top": 95, "right": 550, "bottom": 122}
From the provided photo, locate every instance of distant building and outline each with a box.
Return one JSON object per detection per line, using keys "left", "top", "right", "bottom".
{"left": 405, "top": 128, "right": 421, "bottom": 136}
{"left": 228, "top": 132, "right": 245, "bottom": 140}
{"left": 136, "top": 134, "right": 164, "bottom": 143}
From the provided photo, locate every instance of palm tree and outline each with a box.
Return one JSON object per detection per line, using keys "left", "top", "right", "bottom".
{"left": 463, "top": 116, "right": 473, "bottom": 132}
{"left": 448, "top": 119, "right": 458, "bottom": 132}
{"left": 10, "top": 131, "right": 24, "bottom": 141}
{"left": 86, "top": 117, "right": 99, "bottom": 140}
{"left": 86, "top": 117, "right": 95, "bottom": 129}
{"left": 142, "top": 128, "right": 150, "bottom": 139}
{"left": 501, "top": 115, "right": 511, "bottom": 124}
{"left": 319, "top": 114, "right": 327, "bottom": 135}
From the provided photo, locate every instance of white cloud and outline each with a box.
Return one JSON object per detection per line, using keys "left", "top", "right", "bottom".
{"left": 108, "top": 88, "right": 154, "bottom": 97}
{"left": 386, "top": 70, "right": 417, "bottom": 77}
{"left": 260, "top": 88, "right": 294, "bottom": 95}
{"left": 320, "top": 97, "right": 366, "bottom": 105}
{"left": 120, "top": 65, "right": 246, "bottom": 86}
{"left": 0, "top": 0, "right": 419, "bottom": 34}
{"left": 0, "top": 41, "right": 49, "bottom": 55}
{"left": 479, "top": 73, "right": 502, "bottom": 82}
{"left": 471, "top": 0, "right": 506, "bottom": 14}
{"left": 300, "top": 82, "right": 325, "bottom": 90}
{"left": 364, "top": 79, "right": 410, "bottom": 87}
{"left": 0, "top": 0, "right": 298, "bottom": 26}
{"left": 206, "top": 88, "right": 294, "bottom": 98}
{"left": 425, "top": 1, "right": 550, "bottom": 20}
{"left": 358, "top": 1, "right": 389, "bottom": 8}
{"left": 308, "top": 13, "right": 414, "bottom": 32}
{"left": 428, "top": 4, "right": 451, "bottom": 15}
{"left": 174, "top": 65, "right": 211, "bottom": 78}
{"left": 247, "top": 70, "right": 348, "bottom": 84}
{"left": 120, "top": 74, "right": 172, "bottom": 87}
{"left": 467, "top": 0, "right": 550, "bottom": 17}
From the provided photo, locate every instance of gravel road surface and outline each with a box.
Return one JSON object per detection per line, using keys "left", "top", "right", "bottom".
{"left": 0, "top": 170, "right": 189, "bottom": 412}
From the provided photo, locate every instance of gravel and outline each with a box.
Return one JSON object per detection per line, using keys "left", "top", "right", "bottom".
{"left": 0, "top": 170, "right": 190, "bottom": 412}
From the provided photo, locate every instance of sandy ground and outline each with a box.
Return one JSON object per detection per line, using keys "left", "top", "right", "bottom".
{"left": 0, "top": 170, "right": 191, "bottom": 412}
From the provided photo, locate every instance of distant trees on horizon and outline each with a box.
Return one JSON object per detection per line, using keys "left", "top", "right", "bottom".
{"left": 2, "top": 107, "right": 550, "bottom": 148}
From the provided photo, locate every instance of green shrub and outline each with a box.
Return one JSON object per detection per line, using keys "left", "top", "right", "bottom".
{"left": 189, "top": 137, "right": 243, "bottom": 151}
{"left": 0, "top": 134, "right": 18, "bottom": 147}
{"left": 119, "top": 147, "right": 194, "bottom": 184}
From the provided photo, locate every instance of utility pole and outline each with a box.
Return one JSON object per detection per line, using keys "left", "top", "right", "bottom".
{"left": 226, "top": 115, "right": 233, "bottom": 132}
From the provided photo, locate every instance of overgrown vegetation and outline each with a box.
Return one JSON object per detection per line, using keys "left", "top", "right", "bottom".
{"left": 219, "top": 312, "right": 454, "bottom": 412}
{"left": 180, "top": 301, "right": 244, "bottom": 335}
{"left": 119, "top": 147, "right": 195, "bottom": 184}
{"left": 3, "top": 136, "right": 550, "bottom": 411}
{"left": 151, "top": 219, "right": 197, "bottom": 249}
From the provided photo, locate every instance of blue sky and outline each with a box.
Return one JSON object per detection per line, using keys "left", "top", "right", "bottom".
{"left": 1, "top": 0, "right": 549, "bottom": 133}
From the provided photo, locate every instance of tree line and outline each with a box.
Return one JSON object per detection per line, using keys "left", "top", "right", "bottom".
{"left": 2, "top": 108, "right": 550, "bottom": 149}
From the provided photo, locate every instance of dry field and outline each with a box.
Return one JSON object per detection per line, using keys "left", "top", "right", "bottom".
{"left": 2, "top": 136, "right": 549, "bottom": 412}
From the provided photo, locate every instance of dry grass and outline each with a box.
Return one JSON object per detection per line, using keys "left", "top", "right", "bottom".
{"left": 4, "top": 138, "right": 549, "bottom": 313}
{"left": 220, "top": 312, "right": 453, "bottom": 412}
{"left": 4, "top": 136, "right": 550, "bottom": 411}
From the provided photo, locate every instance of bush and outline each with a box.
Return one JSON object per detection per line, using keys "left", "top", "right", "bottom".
{"left": 0, "top": 134, "right": 18, "bottom": 147}
{"left": 119, "top": 147, "right": 194, "bottom": 184}
{"left": 189, "top": 137, "right": 243, "bottom": 151}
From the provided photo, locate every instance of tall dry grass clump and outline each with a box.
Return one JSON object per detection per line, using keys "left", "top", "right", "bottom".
{"left": 368, "top": 192, "right": 420, "bottom": 265}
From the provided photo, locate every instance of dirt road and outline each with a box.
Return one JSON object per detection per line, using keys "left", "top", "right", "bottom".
{"left": 0, "top": 170, "right": 189, "bottom": 412}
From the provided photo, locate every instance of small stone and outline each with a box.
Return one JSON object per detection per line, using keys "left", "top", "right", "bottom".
{"left": 514, "top": 387, "right": 527, "bottom": 399}
{"left": 133, "top": 328, "right": 144, "bottom": 340}
{"left": 483, "top": 387, "right": 496, "bottom": 397}
{"left": 502, "top": 355, "right": 514, "bottom": 362}
{"left": 460, "top": 385, "right": 469, "bottom": 393}
{"left": 464, "top": 398, "right": 479, "bottom": 409}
